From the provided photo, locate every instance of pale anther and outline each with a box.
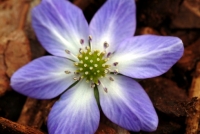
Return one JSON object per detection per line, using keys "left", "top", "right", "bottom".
{"left": 65, "top": 71, "right": 71, "bottom": 74}
{"left": 104, "top": 41, "right": 109, "bottom": 48}
{"left": 80, "top": 39, "right": 84, "bottom": 44}
{"left": 107, "top": 52, "right": 111, "bottom": 57}
{"left": 74, "top": 72, "right": 79, "bottom": 75}
{"left": 89, "top": 35, "right": 92, "bottom": 41}
{"left": 86, "top": 46, "right": 90, "bottom": 50}
{"left": 80, "top": 68, "right": 83, "bottom": 71}
{"left": 97, "top": 70, "right": 100, "bottom": 73}
{"left": 79, "top": 48, "right": 83, "bottom": 53}
{"left": 65, "top": 50, "right": 70, "bottom": 54}
{"left": 90, "top": 60, "right": 93, "bottom": 63}
{"left": 104, "top": 87, "right": 108, "bottom": 93}
{"left": 98, "top": 80, "right": 101, "bottom": 85}
{"left": 84, "top": 64, "right": 87, "bottom": 67}
{"left": 73, "top": 77, "right": 78, "bottom": 80}
{"left": 91, "top": 83, "right": 95, "bottom": 88}
{"left": 114, "top": 69, "right": 119, "bottom": 75}
{"left": 78, "top": 54, "right": 82, "bottom": 58}
{"left": 85, "top": 72, "right": 88, "bottom": 75}
{"left": 104, "top": 70, "right": 108, "bottom": 73}
{"left": 101, "top": 52, "right": 105, "bottom": 56}
{"left": 94, "top": 64, "right": 98, "bottom": 67}
{"left": 109, "top": 77, "right": 114, "bottom": 81}
{"left": 74, "top": 62, "right": 78, "bottom": 66}
{"left": 105, "top": 58, "right": 109, "bottom": 62}
{"left": 89, "top": 52, "right": 92, "bottom": 55}
{"left": 97, "top": 58, "right": 100, "bottom": 61}
{"left": 113, "top": 62, "right": 118, "bottom": 66}
{"left": 90, "top": 67, "right": 93, "bottom": 70}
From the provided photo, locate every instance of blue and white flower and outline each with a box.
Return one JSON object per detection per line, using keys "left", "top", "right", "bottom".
{"left": 11, "top": 0, "right": 184, "bottom": 133}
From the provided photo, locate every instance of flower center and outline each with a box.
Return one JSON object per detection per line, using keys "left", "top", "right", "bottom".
{"left": 64, "top": 36, "right": 119, "bottom": 91}
{"left": 74, "top": 46, "right": 110, "bottom": 84}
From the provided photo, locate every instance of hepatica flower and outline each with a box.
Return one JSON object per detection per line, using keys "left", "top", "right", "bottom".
{"left": 11, "top": 0, "right": 183, "bottom": 133}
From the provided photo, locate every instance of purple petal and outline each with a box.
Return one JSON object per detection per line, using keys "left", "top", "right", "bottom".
{"left": 89, "top": 0, "right": 136, "bottom": 52}
{"left": 11, "top": 56, "right": 76, "bottom": 99}
{"left": 32, "top": 0, "right": 89, "bottom": 60}
{"left": 48, "top": 80, "right": 100, "bottom": 134}
{"left": 109, "top": 35, "right": 184, "bottom": 78}
{"left": 98, "top": 75, "right": 158, "bottom": 132}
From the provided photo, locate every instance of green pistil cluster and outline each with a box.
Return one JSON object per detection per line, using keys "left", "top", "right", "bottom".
{"left": 75, "top": 47, "right": 110, "bottom": 84}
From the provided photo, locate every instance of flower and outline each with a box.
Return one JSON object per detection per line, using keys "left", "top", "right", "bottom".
{"left": 10, "top": 0, "right": 184, "bottom": 133}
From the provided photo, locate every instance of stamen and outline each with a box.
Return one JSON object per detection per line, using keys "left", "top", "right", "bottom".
{"left": 98, "top": 80, "right": 101, "bottom": 85}
{"left": 79, "top": 48, "right": 83, "bottom": 53}
{"left": 65, "top": 71, "right": 71, "bottom": 74}
{"left": 104, "top": 87, "right": 108, "bottom": 93}
{"left": 89, "top": 35, "right": 92, "bottom": 41}
{"left": 98, "top": 80, "right": 108, "bottom": 93}
{"left": 107, "top": 52, "right": 111, "bottom": 58}
{"left": 74, "top": 62, "right": 78, "bottom": 66}
{"left": 85, "top": 71, "right": 89, "bottom": 75}
{"left": 86, "top": 46, "right": 90, "bottom": 50}
{"left": 80, "top": 39, "right": 84, "bottom": 45}
{"left": 104, "top": 41, "right": 109, "bottom": 48}
{"left": 104, "top": 58, "right": 109, "bottom": 62}
{"left": 113, "top": 62, "right": 118, "bottom": 66}
{"left": 74, "top": 72, "right": 79, "bottom": 75}
{"left": 88, "top": 36, "right": 92, "bottom": 50}
{"left": 78, "top": 54, "right": 82, "bottom": 58}
{"left": 65, "top": 49, "right": 78, "bottom": 60}
{"left": 91, "top": 83, "right": 95, "bottom": 88}
{"left": 90, "top": 67, "right": 93, "bottom": 70}
{"left": 90, "top": 60, "right": 93, "bottom": 63}
{"left": 73, "top": 77, "right": 78, "bottom": 80}
{"left": 65, "top": 50, "right": 70, "bottom": 54}
{"left": 114, "top": 69, "right": 119, "bottom": 75}
{"left": 109, "top": 77, "right": 114, "bottom": 81}
{"left": 100, "top": 52, "right": 105, "bottom": 57}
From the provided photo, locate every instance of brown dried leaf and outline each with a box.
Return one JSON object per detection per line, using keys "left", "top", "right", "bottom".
{"left": 141, "top": 77, "right": 188, "bottom": 117}
{"left": 0, "top": 0, "right": 31, "bottom": 96}
{"left": 177, "top": 38, "right": 200, "bottom": 72}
